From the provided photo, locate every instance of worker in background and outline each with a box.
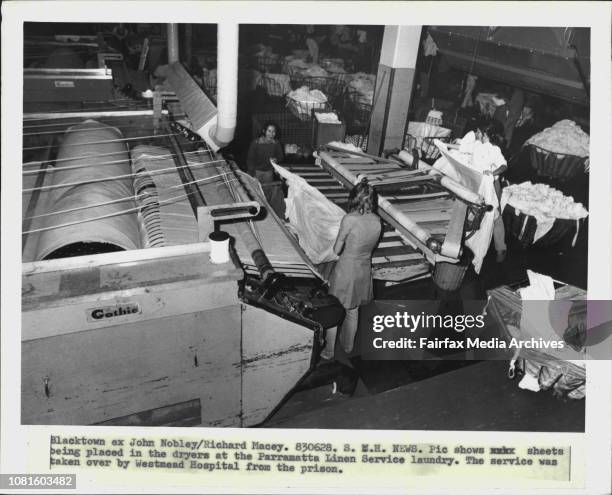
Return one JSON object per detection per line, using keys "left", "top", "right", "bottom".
{"left": 507, "top": 103, "right": 538, "bottom": 157}
{"left": 493, "top": 88, "right": 525, "bottom": 148}
{"left": 246, "top": 122, "right": 285, "bottom": 216}
{"left": 322, "top": 178, "right": 382, "bottom": 360}
{"left": 305, "top": 25, "right": 327, "bottom": 64}
{"left": 329, "top": 25, "right": 359, "bottom": 69}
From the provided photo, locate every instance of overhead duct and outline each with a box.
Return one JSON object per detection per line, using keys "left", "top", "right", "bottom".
{"left": 166, "top": 23, "right": 238, "bottom": 152}
{"left": 214, "top": 23, "right": 238, "bottom": 147}
{"left": 428, "top": 26, "right": 590, "bottom": 105}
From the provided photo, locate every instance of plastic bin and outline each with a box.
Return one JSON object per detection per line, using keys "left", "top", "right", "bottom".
{"left": 312, "top": 110, "right": 346, "bottom": 147}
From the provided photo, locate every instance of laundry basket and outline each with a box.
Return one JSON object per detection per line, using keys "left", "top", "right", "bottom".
{"left": 259, "top": 73, "right": 291, "bottom": 98}
{"left": 286, "top": 88, "right": 329, "bottom": 122}
{"left": 404, "top": 121, "right": 452, "bottom": 164}
{"left": 486, "top": 282, "right": 586, "bottom": 399}
{"left": 527, "top": 144, "right": 587, "bottom": 182}
{"left": 432, "top": 251, "right": 472, "bottom": 291}
{"left": 502, "top": 204, "right": 585, "bottom": 249}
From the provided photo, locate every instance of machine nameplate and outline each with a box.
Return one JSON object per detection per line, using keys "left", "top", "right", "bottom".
{"left": 86, "top": 302, "right": 141, "bottom": 322}
{"left": 54, "top": 80, "right": 75, "bottom": 88}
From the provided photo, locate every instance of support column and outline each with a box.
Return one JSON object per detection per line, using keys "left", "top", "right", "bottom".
{"left": 367, "top": 26, "right": 421, "bottom": 156}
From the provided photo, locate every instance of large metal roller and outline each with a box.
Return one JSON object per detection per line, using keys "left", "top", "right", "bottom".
{"left": 34, "top": 120, "right": 141, "bottom": 260}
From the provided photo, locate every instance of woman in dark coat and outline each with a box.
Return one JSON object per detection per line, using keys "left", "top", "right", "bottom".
{"left": 246, "top": 122, "right": 284, "bottom": 182}
{"left": 322, "top": 178, "right": 382, "bottom": 359}
{"left": 246, "top": 122, "right": 285, "bottom": 215}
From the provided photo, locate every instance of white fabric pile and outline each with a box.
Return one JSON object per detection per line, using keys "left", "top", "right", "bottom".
{"left": 302, "top": 65, "right": 329, "bottom": 77}
{"left": 320, "top": 58, "right": 346, "bottom": 74}
{"left": 348, "top": 73, "right": 376, "bottom": 104}
{"left": 502, "top": 182, "right": 588, "bottom": 222}
{"left": 287, "top": 86, "right": 327, "bottom": 103}
{"left": 327, "top": 141, "right": 363, "bottom": 152}
{"left": 526, "top": 120, "right": 589, "bottom": 157}
{"left": 287, "top": 87, "right": 328, "bottom": 120}
{"left": 501, "top": 182, "right": 588, "bottom": 242}
{"left": 285, "top": 55, "right": 308, "bottom": 66}
{"left": 432, "top": 144, "right": 495, "bottom": 274}
{"left": 315, "top": 112, "right": 341, "bottom": 124}
{"left": 475, "top": 93, "right": 506, "bottom": 117}
{"left": 272, "top": 164, "right": 343, "bottom": 264}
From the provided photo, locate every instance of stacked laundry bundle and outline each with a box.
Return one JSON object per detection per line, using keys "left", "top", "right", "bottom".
{"left": 526, "top": 120, "right": 589, "bottom": 157}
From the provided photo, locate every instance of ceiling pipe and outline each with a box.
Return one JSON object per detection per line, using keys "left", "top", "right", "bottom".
{"left": 213, "top": 23, "right": 238, "bottom": 147}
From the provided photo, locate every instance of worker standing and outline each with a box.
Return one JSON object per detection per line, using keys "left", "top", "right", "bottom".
{"left": 322, "top": 179, "right": 382, "bottom": 359}
{"left": 458, "top": 118, "right": 509, "bottom": 262}
{"left": 305, "top": 25, "right": 327, "bottom": 64}
{"left": 493, "top": 88, "right": 524, "bottom": 148}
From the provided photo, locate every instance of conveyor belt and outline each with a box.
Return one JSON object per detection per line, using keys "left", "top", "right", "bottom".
{"left": 282, "top": 162, "right": 431, "bottom": 283}
{"left": 131, "top": 146, "right": 323, "bottom": 282}
{"left": 316, "top": 147, "right": 475, "bottom": 265}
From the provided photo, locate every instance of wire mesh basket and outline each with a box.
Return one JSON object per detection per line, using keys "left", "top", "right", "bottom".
{"left": 348, "top": 87, "right": 373, "bottom": 107}
{"left": 320, "top": 57, "right": 345, "bottom": 70}
{"left": 344, "top": 134, "right": 368, "bottom": 152}
{"left": 431, "top": 249, "right": 472, "bottom": 291}
{"left": 306, "top": 76, "right": 345, "bottom": 98}
{"left": 289, "top": 73, "right": 306, "bottom": 90}
{"left": 201, "top": 68, "right": 217, "bottom": 103}
{"left": 250, "top": 53, "right": 281, "bottom": 73}
{"left": 286, "top": 96, "right": 330, "bottom": 122}
{"left": 259, "top": 73, "right": 291, "bottom": 98}
{"left": 343, "top": 89, "right": 372, "bottom": 136}
{"left": 442, "top": 115, "right": 468, "bottom": 140}
{"left": 527, "top": 144, "right": 588, "bottom": 182}
{"left": 404, "top": 122, "right": 451, "bottom": 163}
{"left": 501, "top": 203, "right": 585, "bottom": 249}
